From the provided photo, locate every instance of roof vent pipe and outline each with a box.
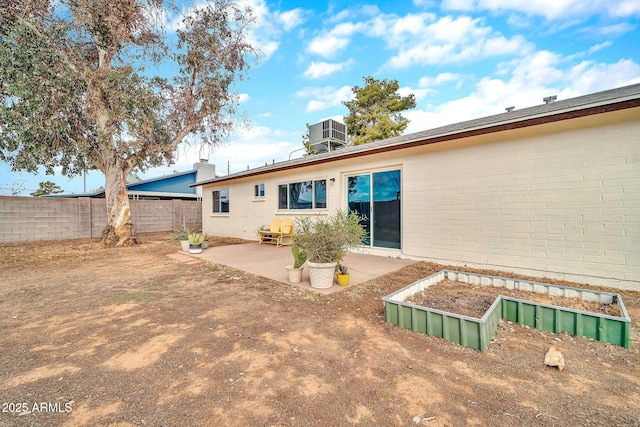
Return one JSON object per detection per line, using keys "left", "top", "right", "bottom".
{"left": 543, "top": 95, "right": 557, "bottom": 104}
{"left": 505, "top": 106, "right": 515, "bottom": 112}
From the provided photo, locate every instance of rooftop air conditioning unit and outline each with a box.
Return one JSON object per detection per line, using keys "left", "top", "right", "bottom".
{"left": 308, "top": 119, "right": 347, "bottom": 153}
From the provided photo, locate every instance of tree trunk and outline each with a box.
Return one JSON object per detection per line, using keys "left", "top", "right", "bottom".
{"left": 102, "top": 157, "right": 137, "bottom": 247}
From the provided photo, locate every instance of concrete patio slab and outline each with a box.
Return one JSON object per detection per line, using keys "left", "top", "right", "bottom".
{"left": 190, "top": 243, "right": 416, "bottom": 294}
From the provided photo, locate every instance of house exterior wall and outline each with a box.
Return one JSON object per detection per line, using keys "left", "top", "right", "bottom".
{"left": 201, "top": 155, "right": 404, "bottom": 241}
{"left": 0, "top": 198, "right": 201, "bottom": 243}
{"left": 201, "top": 108, "right": 639, "bottom": 290}
{"left": 400, "top": 110, "right": 639, "bottom": 290}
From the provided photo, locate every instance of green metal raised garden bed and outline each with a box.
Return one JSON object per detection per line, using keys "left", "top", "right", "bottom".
{"left": 382, "top": 270, "right": 632, "bottom": 352}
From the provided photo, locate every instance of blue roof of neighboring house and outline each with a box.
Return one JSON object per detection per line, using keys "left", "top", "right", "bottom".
{"left": 46, "top": 169, "right": 198, "bottom": 198}
{"left": 127, "top": 170, "right": 197, "bottom": 194}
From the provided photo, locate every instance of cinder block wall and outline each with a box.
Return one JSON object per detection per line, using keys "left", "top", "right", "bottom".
{"left": 0, "top": 197, "right": 201, "bottom": 243}
{"left": 401, "top": 113, "right": 640, "bottom": 290}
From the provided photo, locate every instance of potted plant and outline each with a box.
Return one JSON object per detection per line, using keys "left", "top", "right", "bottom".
{"left": 188, "top": 233, "right": 206, "bottom": 254}
{"left": 172, "top": 220, "right": 194, "bottom": 252}
{"left": 286, "top": 244, "right": 307, "bottom": 283}
{"left": 293, "top": 210, "right": 366, "bottom": 289}
{"left": 336, "top": 264, "right": 350, "bottom": 286}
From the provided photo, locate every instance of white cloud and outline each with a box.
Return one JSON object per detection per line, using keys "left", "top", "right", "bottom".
{"left": 403, "top": 54, "right": 640, "bottom": 135}
{"left": 306, "top": 11, "right": 531, "bottom": 69}
{"left": 562, "top": 59, "right": 640, "bottom": 95}
{"left": 306, "top": 35, "right": 350, "bottom": 58}
{"left": 306, "top": 22, "right": 363, "bottom": 58}
{"left": 413, "top": 0, "right": 437, "bottom": 7}
{"left": 606, "top": 1, "right": 640, "bottom": 17}
{"left": 418, "top": 72, "right": 464, "bottom": 87}
{"left": 303, "top": 60, "right": 353, "bottom": 79}
{"left": 366, "top": 12, "right": 436, "bottom": 47}
{"left": 441, "top": 0, "right": 640, "bottom": 19}
{"left": 506, "top": 13, "right": 532, "bottom": 29}
{"left": 168, "top": 124, "right": 303, "bottom": 175}
{"left": 215, "top": 126, "right": 299, "bottom": 170}
{"left": 251, "top": 39, "right": 280, "bottom": 60}
{"left": 588, "top": 41, "right": 613, "bottom": 54}
{"left": 295, "top": 85, "right": 353, "bottom": 112}
{"left": 242, "top": 0, "right": 307, "bottom": 60}
{"left": 506, "top": 50, "right": 565, "bottom": 87}
{"left": 237, "top": 93, "right": 250, "bottom": 103}
{"left": 407, "top": 73, "right": 467, "bottom": 101}
{"left": 386, "top": 16, "right": 532, "bottom": 68}
{"left": 591, "top": 23, "right": 636, "bottom": 36}
{"left": 275, "top": 8, "right": 306, "bottom": 31}
{"left": 440, "top": 0, "right": 475, "bottom": 11}
{"left": 326, "top": 9, "right": 352, "bottom": 24}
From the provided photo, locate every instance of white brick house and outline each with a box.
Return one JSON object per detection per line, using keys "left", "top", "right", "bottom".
{"left": 194, "top": 84, "right": 640, "bottom": 291}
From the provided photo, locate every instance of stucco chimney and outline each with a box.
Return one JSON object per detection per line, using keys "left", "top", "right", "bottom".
{"left": 193, "top": 160, "right": 216, "bottom": 197}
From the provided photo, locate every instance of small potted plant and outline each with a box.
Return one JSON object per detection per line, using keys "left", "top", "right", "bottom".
{"left": 336, "top": 264, "right": 350, "bottom": 286}
{"left": 188, "top": 233, "right": 206, "bottom": 254}
{"left": 293, "top": 210, "right": 366, "bottom": 289}
{"left": 286, "top": 244, "right": 307, "bottom": 283}
{"left": 172, "top": 221, "right": 194, "bottom": 252}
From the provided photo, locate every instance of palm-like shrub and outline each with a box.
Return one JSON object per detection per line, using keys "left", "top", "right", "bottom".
{"left": 188, "top": 233, "right": 205, "bottom": 246}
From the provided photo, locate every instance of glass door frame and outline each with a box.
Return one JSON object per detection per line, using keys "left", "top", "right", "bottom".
{"left": 344, "top": 166, "right": 402, "bottom": 250}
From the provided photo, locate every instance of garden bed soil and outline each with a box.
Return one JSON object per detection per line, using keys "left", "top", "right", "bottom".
{"left": 0, "top": 233, "right": 639, "bottom": 426}
{"left": 406, "top": 279, "right": 621, "bottom": 319}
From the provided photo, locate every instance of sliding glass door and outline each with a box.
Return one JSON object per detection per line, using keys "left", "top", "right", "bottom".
{"left": 347, "top": 174, "right": 371, "bottom": 245}
{"left": 372, "top": 170, "right": 401, "bottom": 248}
{"left": 347, "top": 169, "right": 401, "bottom": 249}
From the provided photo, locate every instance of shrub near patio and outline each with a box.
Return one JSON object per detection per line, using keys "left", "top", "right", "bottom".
{"left": 293, "top": 209, "right": 367, "bottom": 288}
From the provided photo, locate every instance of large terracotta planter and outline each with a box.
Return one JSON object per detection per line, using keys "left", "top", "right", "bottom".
{"left": 307, "top": 261, "right": 337, "bottom": 289}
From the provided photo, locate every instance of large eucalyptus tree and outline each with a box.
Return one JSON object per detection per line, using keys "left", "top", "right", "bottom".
{"left": 0, "top": 0, "right": 257, "bottom": 246}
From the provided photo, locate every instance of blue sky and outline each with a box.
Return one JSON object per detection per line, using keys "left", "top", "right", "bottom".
{"left": 2, "top": 0, "right": 639, "bottom": 196}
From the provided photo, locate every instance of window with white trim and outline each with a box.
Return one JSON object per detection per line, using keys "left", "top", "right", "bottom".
{"left": 278, "top": 180, "right": 326, "bottom": 210}
{"left": 212, "top": 188, "right": 229, "bottom": 213}
{"left": 254, "top": 183, "right": 265, "bottom": 198}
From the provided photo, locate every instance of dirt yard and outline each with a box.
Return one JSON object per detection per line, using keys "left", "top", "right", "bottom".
{"left": 1, "top": 233, "right": 639, "bottom": 427}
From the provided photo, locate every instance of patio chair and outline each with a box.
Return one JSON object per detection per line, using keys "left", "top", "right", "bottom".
{"left": 279, "top": 217, "right": 294, "bottom": 246}
{"left": 259, "top": 218, "right": 283, "bottom": 246}
{"left": 258, "top": 217, "right": 294, "bottom": 247}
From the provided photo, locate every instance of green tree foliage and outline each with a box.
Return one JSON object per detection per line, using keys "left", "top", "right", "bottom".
{"left": 343, "top": 77, "right": 416, "bottom": 145}
{"left": 0, "top": 0, "right": 258, "bottom": 246}
{"left": 31, "top": 180, "right": 64, "bottom": 197}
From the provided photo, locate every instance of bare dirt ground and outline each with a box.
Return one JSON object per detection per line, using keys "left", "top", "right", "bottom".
{"left": 0, "top": 233, "right": 639, "bottom": 427}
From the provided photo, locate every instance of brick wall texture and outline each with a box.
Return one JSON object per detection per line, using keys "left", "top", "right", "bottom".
{"left": 0, "top": 198, "right": 201, "bottom": 243}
